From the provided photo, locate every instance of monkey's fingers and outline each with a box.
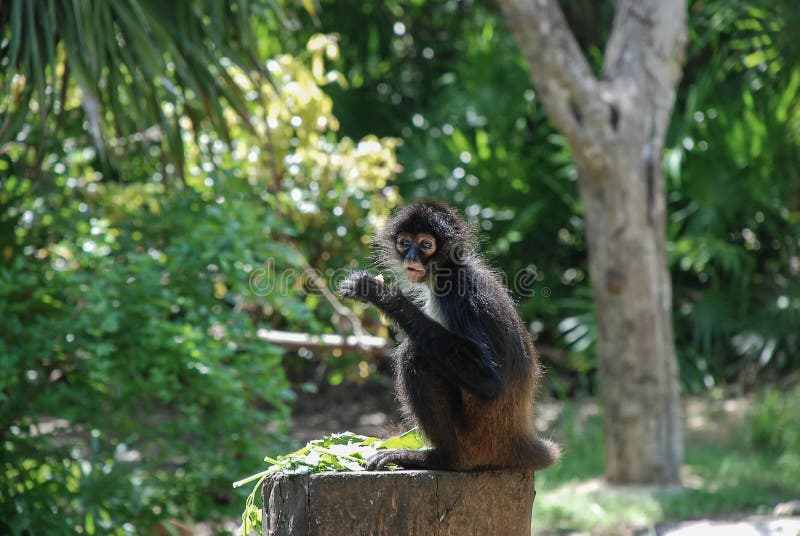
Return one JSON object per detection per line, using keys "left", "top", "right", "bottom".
{"left": 337, "top": 278, "right": 358, "bottom": 299}
{"left": 337, "top": 271, "right": 370, "bottom": 301}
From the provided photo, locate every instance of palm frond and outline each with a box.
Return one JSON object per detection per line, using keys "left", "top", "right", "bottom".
{"left": 0, "top": 0, "right": 279, "bottom": 182}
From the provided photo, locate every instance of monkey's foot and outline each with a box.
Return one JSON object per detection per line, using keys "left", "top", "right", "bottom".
{"left": 366, "top": 449, "right": 444, "bottom": 471}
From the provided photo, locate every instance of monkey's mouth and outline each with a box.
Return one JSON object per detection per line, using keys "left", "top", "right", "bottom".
{"left": 404, "top": 264, "right": 426, "bottom": 282}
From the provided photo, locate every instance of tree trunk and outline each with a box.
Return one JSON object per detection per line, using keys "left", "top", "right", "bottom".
{"left": 263, "top": 470, "right": 535, "bottom": 535}
{"left": 496, "top": 0, "right": 687, "bottom": 483}
{"left": 577, "top": 154, "right": 683, "bottom": 483}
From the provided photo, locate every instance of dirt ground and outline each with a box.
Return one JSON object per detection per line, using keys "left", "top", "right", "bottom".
{"left": 288, "top": 378, "right": 405, "bottom": 443}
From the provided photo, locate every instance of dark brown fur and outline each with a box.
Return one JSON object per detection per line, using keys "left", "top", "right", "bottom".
{"left": 340, "top": 200, "right": 560, "bottom": 471}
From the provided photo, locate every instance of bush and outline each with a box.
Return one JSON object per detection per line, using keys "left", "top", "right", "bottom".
{"left": 0, "top": 35, "right": 399, "bottom": 533}
{"left": 746, "top": 385, "right": 800, "bottom": 473}
{"left": 0, "top": 176, "right": 295, "bottom": 533}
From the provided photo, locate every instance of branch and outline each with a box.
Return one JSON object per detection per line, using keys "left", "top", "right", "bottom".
{"left": 600, "top": 0, "right": 687, "bottom": 159}
{"left": 299, "top": 261, "right": 368, "bottom": 341}
{"left": 602, "top": 0, "right": 687, "bottom": 87}
{"left": 281, "top": 240, "right": 369, "bottom": 344}
{"left": 496, "top": 0, "right": 605, "bottom": 150}
{"left": 256, "top": 329, "right": 389, "bottom": 357}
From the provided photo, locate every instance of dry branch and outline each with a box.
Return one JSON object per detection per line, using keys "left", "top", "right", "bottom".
{"left": 257, "top": 329, "right": 389, "bottom": 356}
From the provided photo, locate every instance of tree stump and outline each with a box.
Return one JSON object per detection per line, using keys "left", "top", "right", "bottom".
{"left": 263, "top": 470, "right": 535, "bottom": 535}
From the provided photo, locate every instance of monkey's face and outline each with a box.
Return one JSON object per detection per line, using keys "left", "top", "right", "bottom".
{"left": 395, "top": 232, "right": 437, "bottom": 283}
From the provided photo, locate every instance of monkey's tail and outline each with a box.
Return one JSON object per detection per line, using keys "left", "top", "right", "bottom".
{"left": 521, "top": 436, "right": 562, "bottom": 471}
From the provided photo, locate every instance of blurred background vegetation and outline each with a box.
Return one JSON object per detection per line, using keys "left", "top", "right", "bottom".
{"left": 1, "top": 0, "right": 798, "bottom": 534}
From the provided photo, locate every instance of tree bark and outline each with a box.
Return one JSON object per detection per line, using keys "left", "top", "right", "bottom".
{"left": 263, "top": 470, "right": 535, "bottom": 535}
{"left": 496, "top": 0, "right": 687, "bottom": 484}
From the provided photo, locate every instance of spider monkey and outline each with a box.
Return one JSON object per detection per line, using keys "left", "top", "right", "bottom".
{"left": 339, "top": 200, "right": 560, "bottom": 472}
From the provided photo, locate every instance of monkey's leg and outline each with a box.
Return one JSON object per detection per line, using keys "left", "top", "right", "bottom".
{"left": 365, "top": 449, "right": 451, "bottom": 471}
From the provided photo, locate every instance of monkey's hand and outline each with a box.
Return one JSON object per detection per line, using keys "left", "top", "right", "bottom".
{"left": 338, "top": 270, "right": 387, "bottom": 303}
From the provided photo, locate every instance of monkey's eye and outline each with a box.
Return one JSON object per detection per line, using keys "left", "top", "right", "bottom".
{"left": 416, "top": 234, "right": 437, "bottom": 255}
{"left": 396, "top": 238, "right": 411, "bottom": 251}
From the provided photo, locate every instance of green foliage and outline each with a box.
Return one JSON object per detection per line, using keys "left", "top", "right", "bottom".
{"left": 1, "top": 20, "right": 399, "bottom": 533}
{"left": 746, "top": 386, "right": 800, "bottom": 473}
{"left": 243, "top": 428, "right": 426, "bottom": 481}
{"left": 235, "top": 429, "right": 426, "bottom": 535}
{"left": 668, "top": 0, "right": 800, "bottom": 388}
{"left": 1, "top": 174, "right": 295, "bottom": 534}
{"left": 0, "top": 0, "right": 289, "bottom": 182}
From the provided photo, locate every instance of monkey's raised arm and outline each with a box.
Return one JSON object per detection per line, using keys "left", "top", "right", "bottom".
{"left": 339, "top": 271, "right": 503, "bottom": 401}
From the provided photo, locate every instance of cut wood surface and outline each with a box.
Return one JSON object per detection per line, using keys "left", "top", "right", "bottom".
{"left": 263, "top": 470, "right": 535, "bottom": 536}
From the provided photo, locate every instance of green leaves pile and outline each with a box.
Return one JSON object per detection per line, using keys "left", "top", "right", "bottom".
{"left": 234, "top": 429, "right": 427, "bottom": 534}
